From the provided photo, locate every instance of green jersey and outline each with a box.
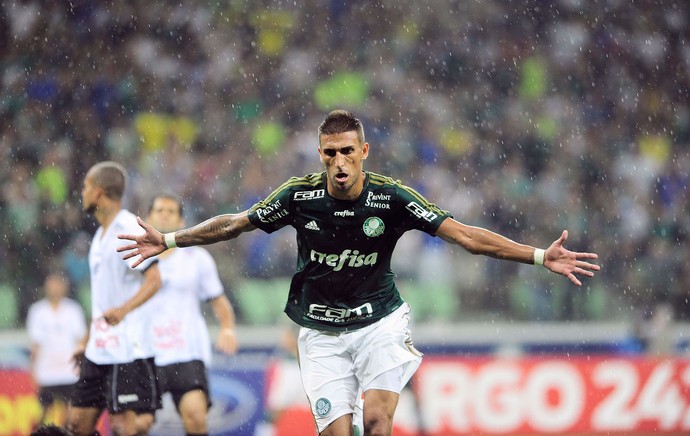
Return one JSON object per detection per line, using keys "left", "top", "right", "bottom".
{"left": 247, "top": 171, "right": 451, "bottom": 331}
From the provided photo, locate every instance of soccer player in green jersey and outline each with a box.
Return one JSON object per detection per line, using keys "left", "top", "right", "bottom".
{"left": 118, "top": 110, "right": 600, "bottom": 436}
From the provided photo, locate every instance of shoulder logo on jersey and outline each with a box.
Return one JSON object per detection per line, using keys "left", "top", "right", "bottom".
{"left": 363, "top": 217, "right": 385, "bottom": 237}
{"left": 305, "top": 220, "right": 320, "bottom": 231}
{"left": 365, "top": 191, "right": 391, "bottom": 209}
{"left": 255, "top": 199, "right": 289, "bottom": 223}
{"left": 405, "top": 201, "right": 438, "bottom": 222}
{"left": 293, "top": 189, "right": 325, "bottom": 201}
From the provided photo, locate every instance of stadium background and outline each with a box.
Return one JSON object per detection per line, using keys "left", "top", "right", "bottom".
{"left": 1, "top": 1, "right": 689, "bottom": 435}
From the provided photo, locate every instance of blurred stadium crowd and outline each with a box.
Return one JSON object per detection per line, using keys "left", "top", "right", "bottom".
{"left": 1, "top": 0, "right": 688, "bottom": 326}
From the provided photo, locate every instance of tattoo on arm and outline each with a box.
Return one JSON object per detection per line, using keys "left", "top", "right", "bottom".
{"left": 175, "top": 212, "right": 255, "bottom": 247}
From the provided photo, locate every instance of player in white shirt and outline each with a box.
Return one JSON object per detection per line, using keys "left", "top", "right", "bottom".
{"left": 66, "top": 161, "right": 163, "bottom": 436}
{"left": 27, "top": 272, "right": 87, "bottom": 427}
{"left": 146, "top": 193, "right": 238, "bottom": 436}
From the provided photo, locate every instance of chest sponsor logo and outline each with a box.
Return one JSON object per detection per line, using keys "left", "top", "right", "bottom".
{"left": 293, "top": 189, "right": 325, "bottom": 201}
{"left": 310, "top": 249, "right": 378, "bottom": 271}
{"left": 308, "top": 302, "right": 374, "bottom": 323}
{"left": 363, "top": 217, "right": 385, "bottom": 237}
{"left": 334, "top": 210, "right": 354, "bottom": 217}
{"left": 255, "top": 199, "right": 288, "bottom": 223}
{"left": 365, "top": 191, "right": 391, "bottom": 209}
{"left": 406, "top": 201, "right": 438, "bottom": 222}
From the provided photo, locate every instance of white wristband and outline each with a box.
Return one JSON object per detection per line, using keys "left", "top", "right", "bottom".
{"left": 164, "top": 232, "right": 177, "bottom": 249}
{"left": 533, "top": 248, "right": 545, "bottom": 266}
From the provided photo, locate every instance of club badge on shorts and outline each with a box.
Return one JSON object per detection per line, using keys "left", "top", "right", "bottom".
{"left": 315, "top": 397, "right": 332, "bottom": 417}
{"left": 363, "top": 217, "right": 384, "bottom": 237}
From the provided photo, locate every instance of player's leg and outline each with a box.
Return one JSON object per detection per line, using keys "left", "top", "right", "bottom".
{"left": 353, "top": 304, "right": 423, "bottom": 436}
{"left": 134, "top": 412, "right": 155, "bottom": 434}
{"left": 362, "top": 389, "right": 399, "bottom": 436}
{"left": 35, "top": 386, "right": 53, "bottom": 426}
{"left": 52, "top": 384, "right": 76, "bottom": 427}
{"left": 66, "top": 359, "right": 107, "bottom": 435}
{"left": 177, "top": 389, "right": 209, "bottom": 434}
{"left": 66, "top": 406, "right": 103, "bottom": 436}
{"left": 296, "top": 327, "right": 359, "bottom": 435}
{"left": 109, "top": 410, "right": 141, "bottom": 435}
{"left": 162, "top": 360, "right": 211, "bottom": 435}
{"left": 108, "top": 358, "right": 161, "bottom": 435}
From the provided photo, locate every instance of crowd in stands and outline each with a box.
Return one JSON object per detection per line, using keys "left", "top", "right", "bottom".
{"left": 1, "top": 0, "right": 688, "bottom": 325}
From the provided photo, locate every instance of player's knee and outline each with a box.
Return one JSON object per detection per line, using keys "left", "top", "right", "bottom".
{"left": 135, "top": 413, "right": 155, "bottom": 433}
{"left": 363, "top": 414, "right": 392, "bottom": 436}
{"left": 182, "top": 408, "right": 207, "bottom": 433}
{"left": 110, "top": 417, "right": 140, "bottom": 436}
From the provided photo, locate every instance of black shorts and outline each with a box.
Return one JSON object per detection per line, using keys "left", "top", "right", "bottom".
{"left": 71, "top": 357, "right": 161, "bottom": 414}
{"left": 156, "top": 360, "right": 211, "bottom": 410}
{"left": 38, "top": 384, "right": 75, "bottom": 407}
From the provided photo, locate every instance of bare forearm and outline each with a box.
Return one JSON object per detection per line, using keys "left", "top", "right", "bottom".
{"left": 175, "top": 212, "right": 253, "bottom": 247}
{"left": 437, "top": 219, "right": 536, "bottom": 264}
{"left": 462, "top": 226, "right": 534, "bottom": 263}
{"left": 121, "top": 266, "right": 162, "bottom": 315}
{"left": 211, "top": 295, "right": 236, "bottom": 330}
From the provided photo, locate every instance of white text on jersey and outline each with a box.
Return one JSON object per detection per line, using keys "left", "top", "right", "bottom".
{"left": 310, "top": 249, "right": 378, "bottom": 271}
{"left": 308, "top": 302, "right": 374, "bottom": 322}
{"left": 294, "top": 189, "right": 325, "bottom": 201}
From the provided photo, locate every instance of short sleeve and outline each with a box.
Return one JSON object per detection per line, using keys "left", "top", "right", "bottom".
{"left": 395, "top": 183, "right": 452, "bottom": 235}
{"left": 247, "top": 178, "right": 296, "bottom": 233}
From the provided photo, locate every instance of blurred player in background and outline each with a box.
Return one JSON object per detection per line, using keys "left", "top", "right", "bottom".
{"left": 143, "top": 193, "right": 238, "bottom": 436}
{"left": 118, "top": 110, "right": 600, "bottom": 436}
{"left": 67, "top": 161, "right": 162, "bottom": 436}
{"left": 27, "top": 272, "right": 87, "bottom": 428}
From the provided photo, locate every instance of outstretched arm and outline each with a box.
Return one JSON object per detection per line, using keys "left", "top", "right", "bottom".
{"left": 117, "top": 211, "right": 256, "bottom": 268}
{"left": 435, "top": 218, "right": 600, "bottom": 286}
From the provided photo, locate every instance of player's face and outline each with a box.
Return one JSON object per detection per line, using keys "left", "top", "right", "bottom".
{"left": 44, "top": 274, "right": 68, "bottom": 301}
{"left": 148, "top": 197, "right": 184, "bottom": 233}
{"left": 318, "top": 130, "right": 369, "bottom": 200}
{"left": 81, "top": 174, "right": 101, "bottom": 215}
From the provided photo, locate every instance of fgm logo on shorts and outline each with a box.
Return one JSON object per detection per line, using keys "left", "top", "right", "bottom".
{"left": 315, "top": 397, "right": 332, "bottom": 417}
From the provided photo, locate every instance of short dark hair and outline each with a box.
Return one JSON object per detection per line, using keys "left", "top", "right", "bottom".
{"left": 88, "top": 161, "right": 127, "bottom": 200}
{"left": 148, "top": 192, "right": 184, "bottom": 217}
{"left": 318, "top": 110, "right": 365, "bottom": 144}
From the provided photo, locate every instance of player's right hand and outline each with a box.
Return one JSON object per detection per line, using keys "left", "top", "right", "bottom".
{"left": 117, "top": 216, "right": 166, "bottom": 268}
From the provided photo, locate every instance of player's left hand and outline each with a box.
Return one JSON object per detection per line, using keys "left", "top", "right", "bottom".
{"left": 102, "top": 307, "right": 127, "bottom": 326}
{"left": 543, "top": 230, "right": 600, "bottom": 286}
{"left": 216, "top": 328, "right": 239, "bottom": 355}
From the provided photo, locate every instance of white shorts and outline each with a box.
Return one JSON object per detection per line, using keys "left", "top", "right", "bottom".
{"left": 297, "top": 303, "right": 422, "bottom": 432}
